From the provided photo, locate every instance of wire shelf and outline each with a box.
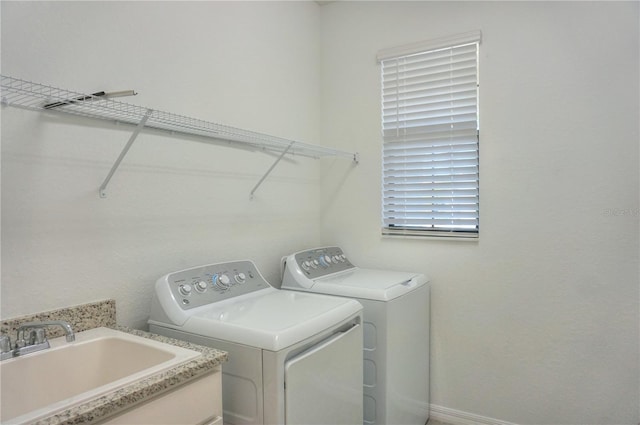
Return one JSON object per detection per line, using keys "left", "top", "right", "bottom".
{"left": 1, "top": 75, "right": 358, "bottom": 198}
{"left": 0, "top": 75, "right": 356, "bottom": 160}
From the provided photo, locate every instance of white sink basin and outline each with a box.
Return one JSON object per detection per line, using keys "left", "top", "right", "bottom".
{"left": 0, "top": 327, "right": 200, "bottom": 424}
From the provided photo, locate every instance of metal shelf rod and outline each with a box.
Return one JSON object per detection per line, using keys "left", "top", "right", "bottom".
{"left": 250, "top": 141, "right": 295, "bottom": 199}
{"left": 99, "top": 108, "right": 153, "bottom": 198}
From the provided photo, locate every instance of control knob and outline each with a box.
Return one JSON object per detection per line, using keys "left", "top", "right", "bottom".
{"left": 179, "top": 284, "right": 192, "bottom": 296}
{"left": 195, "top": 280, "right": 208, "bottom": 292}
{"left": 214, "top": 274, "right": 232, "bottom": 289}
{"left": 235, "top": 272, "right": 247, "bottom": 284}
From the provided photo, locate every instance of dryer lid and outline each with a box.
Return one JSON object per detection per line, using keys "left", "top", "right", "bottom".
{"left": 312, "top": 268, "right": 428, "bottom": 301}
{"left": 181, "top": 288, "right": 362, "bottom": 351}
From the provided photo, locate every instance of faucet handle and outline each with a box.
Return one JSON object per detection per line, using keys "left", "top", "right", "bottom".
{"left": 34, "top": 328, "right": 47, "bottom": 344}
{"left": 0, "top": 335, "right": 11, "bottom": 353}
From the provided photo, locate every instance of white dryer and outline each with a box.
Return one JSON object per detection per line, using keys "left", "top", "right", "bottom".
{"left": 281, "top": 247, "right": 430, "bottom": 425}
{"left": 148, "top": 260, "right": 363, "bottom": 425}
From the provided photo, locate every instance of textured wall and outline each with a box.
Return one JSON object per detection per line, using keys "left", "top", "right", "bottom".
{"left": 1, "top": 1, "right": 324, "bottom": 328}
{"left": 318, "top": 2, "right": 639, "bottom": 424}
{"left": 2, "top": 2, "right": 638, "bottom": 424}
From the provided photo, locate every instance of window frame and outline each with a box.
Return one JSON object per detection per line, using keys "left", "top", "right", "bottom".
{"left": 378, "top": 31, "right": 481, "bottom": 239}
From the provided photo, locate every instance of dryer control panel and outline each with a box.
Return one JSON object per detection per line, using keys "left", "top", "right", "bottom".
{"left": 293, "top": 246, "right": 355, "bottom": 279}
{"left": 160, "top": 260, "right": 271, "bottom": 310}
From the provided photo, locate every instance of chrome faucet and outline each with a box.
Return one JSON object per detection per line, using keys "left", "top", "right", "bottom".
{"left": 18, "top": 320, "right": 76, "bottom": 342}
{"left": 0, "top": 320, "right": 75, "bottom": 361}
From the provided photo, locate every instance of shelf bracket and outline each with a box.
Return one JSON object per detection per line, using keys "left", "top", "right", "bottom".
{"left": 250, "top": 141, "right": 295, "bottom": 199}
{"left": 99, "top": 108, "right": 153, "bottom": 198}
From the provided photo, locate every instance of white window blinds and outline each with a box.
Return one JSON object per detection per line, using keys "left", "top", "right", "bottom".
{"left": 380, "top": 35, "right": 480, "bottom": 238}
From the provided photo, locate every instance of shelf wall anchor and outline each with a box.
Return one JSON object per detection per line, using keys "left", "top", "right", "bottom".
{"left": 99, "top": 108, "right": 153, "bottom": 198}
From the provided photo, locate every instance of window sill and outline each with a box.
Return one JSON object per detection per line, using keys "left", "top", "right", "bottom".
{"left": 381, "top": 229, "right": 479, "bottom": 241}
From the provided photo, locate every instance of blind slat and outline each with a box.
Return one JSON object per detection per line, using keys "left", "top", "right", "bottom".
{"left": 383, "top": 129, "right": 477, "bottom": 144}
{"left": 384, "top": 191, "right": 478, "bottom": 199}
{"left": 384, "top": 150, "right": 478, "bottom": 161}
{"left": 381, "top": 42, "right": 478, "bottom": 68}
{"left": 383, "top": 92, "right": 478, "bottom": 114}
{"left": 382, "top": 73, "right": 477, "bottom": 98}
{"left": 384, "top": 180, "right": 478, "bottom": 189}
{"left": 384, "top": 113, "right": 477, "bottom": 130}
{"left": 384, "top": 219, "right": 479, "bottom": 225}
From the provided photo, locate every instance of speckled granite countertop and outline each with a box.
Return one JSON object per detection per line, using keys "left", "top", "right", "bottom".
{"left": 1, "top": 300, "right": 228, "bottom": 425}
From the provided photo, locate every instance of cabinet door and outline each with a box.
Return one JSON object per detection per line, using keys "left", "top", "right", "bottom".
{"left": 285, "top": 324, "right": 363, "bottom": 425}
{"left": 99, "top": 370, "right": 221, "bottom": 425}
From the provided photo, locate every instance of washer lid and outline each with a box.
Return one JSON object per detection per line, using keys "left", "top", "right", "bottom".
{"left": 312, "top": 268, "right": 428, "bottom": 301}
{"left": 182, "top": 288, "right": 362, "bottom": 351}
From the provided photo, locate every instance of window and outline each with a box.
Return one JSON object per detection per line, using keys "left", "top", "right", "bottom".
{"left": 378, "top": 31, "right": 481, "bottom": 238}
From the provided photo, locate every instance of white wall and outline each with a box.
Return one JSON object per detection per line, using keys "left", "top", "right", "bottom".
{"left": 319, "top": 2, "right": 639, "bottom": 425}
{"left": 1, "top": 1, "right": 323, "bottom": 329}
{"left": 2, "top": 2, "right": 638, "bottom": 424}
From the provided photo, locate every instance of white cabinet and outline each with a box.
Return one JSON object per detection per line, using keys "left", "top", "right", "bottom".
{"left": 99, "top": 367, "right": 222, "bottom": 425}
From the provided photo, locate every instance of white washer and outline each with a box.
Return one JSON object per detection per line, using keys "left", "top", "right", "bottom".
{"left": 148, "top": 260, "right": 363, "bottom": 425}
{"left": 281, "top": 247, "right": 430, "bottom": 425}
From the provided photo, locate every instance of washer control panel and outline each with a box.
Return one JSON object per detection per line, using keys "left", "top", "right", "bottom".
{"left": 163, "top": 260, "right": 270, "bottom": 310}
{"left": 293, "top": 246, "right": 355, "bottom": 279}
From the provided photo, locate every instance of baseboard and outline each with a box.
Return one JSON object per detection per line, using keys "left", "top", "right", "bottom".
{"left": 430, "top": 404, "right": 518, "bottom": 425}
